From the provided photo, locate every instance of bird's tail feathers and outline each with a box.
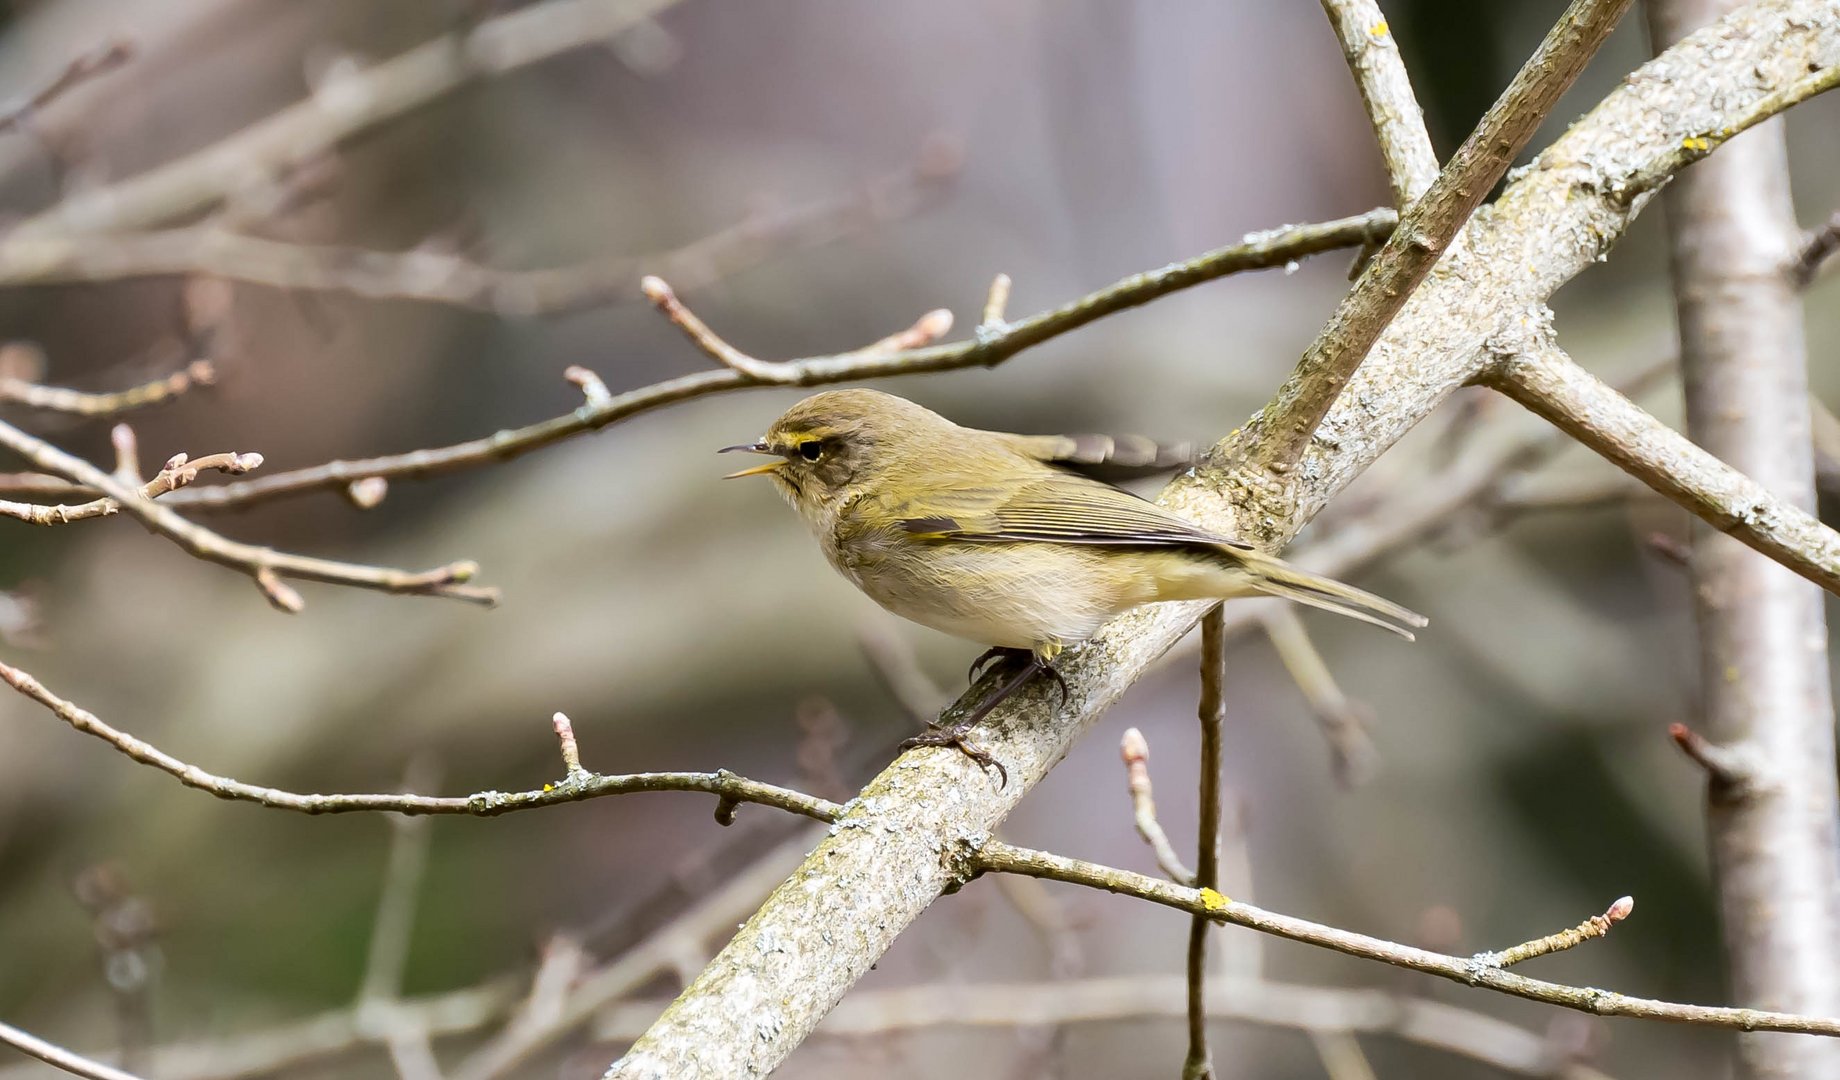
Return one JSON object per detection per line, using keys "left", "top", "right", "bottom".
{"left": 1238, "top": 553, "right": 1426, "bottom": 641}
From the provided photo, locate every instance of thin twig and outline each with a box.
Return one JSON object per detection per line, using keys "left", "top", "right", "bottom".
{"left": 855, "top": 309, "right": 955, "bottom": 355}
{"left": 1118, "top": 728, "right": 1193, "bottom": 884}
{"left": 981, "top": 272, "right": 1012, "bottom": 330}
{"left": 551, "top": 712, "right": 586, "bottom": 778}
{"left": 856, "top": 622, "right": 952, "bottom": 726}
{"left": 146, "top": 208, "right": 1397, "bottom": 512}
{"left": 989, "top": 872, "right": 1084, "bottom": 1077}
{"left": 1261, "top": 607, "right": 1379, "bottom": 787}
{"left": 0, "top": 1020, "right": 144, "bottom": 1080}
{"left": 1259, "top": 0, "right": 1633, "bottom": 472}
{"left": 1318, "top": 0, "right": 1440, "bottom": 206}
{"left": 0, "top": 445, "right": 259, "bottom": 525}
{"left": 1183, "top": 607, "right": 1228, "bottom": 1080}
{"left": 1482, "top": 473, "right": 1653, "bottom": 524}
{"left": 595, "top": 976, "right": 1622, "bottom": 1078}
{"left": 0, "top": 359, "right": 214, "bottom": 417}
{"left": 0, "top": 417, "right": 495, "bottom": 606}
{"left": 1474, "top": 896, "right": 1634, "bottom": 969}
{"left": 1667, "top": 722, "right": 1763, "bottom": 792}
{"left": 0, "top": 659, "right": 839, "bottom": 821}
{"left": 1792, "top": 211, "right": 1840, "bottom": 287}
{"left": 356, "top": 764, "right": 439, "bottom": 1010}
{"left": 0, "top": 37, "right": 134, "bottom": 134}
{"left": 975, "top": 842, "right": 1840, "bottom": 1037}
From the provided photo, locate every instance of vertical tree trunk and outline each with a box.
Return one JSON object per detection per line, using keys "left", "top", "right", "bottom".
{"left": 1645, "top": 3, "right": 1840, "bottom": 1077}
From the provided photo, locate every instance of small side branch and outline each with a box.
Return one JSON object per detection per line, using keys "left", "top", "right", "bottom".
{"left": 1261, "top": 607, "right": 1378, "bottom": 786}
{"left": 1791, "top": 210, "right": 1840, "bottom": 288}
{"left": 1473, "top": 896, "right": 1635, "bottom": 969}
{"left": 0, "top": 37, "right": 134, "bottom": 134}
{"left": 1488, "top": 340, "right": 1840, "bottom": 599}
{"left": 0, "top": 359, "right": 214, "bottom": 417}
{"left": 0, "top": 442, "right": 259, "bottom": 526}
{"left": 1118, "top": 728, "right": 1193, "bottom": 884}
{"left": 1668, "top": 722, "right": 1764, "bottom": 792}
{"left": 0, "top": 417, "right": 494, "bottom": 606}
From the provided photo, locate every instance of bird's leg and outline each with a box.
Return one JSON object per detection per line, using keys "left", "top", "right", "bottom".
{"left": 902, "top": 644, "right": 1069, "bottom": 787}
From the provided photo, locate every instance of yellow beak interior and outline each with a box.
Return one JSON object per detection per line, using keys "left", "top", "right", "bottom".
{"left": 722, "top": 460, "right": 783, "bottom": 479}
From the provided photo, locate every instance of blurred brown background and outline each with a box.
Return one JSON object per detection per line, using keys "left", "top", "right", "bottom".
{"left": 1, "top": 1, "right": 1838, "bottom": 1077}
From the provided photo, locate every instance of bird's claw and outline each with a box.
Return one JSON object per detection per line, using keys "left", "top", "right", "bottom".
{"left": 1041, "top": 665, "right": 1069, "bottom": 706}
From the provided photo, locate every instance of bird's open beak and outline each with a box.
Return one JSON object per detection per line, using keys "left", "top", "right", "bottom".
{"left": 717, "top": 442, "right": 783, "bottom": 479}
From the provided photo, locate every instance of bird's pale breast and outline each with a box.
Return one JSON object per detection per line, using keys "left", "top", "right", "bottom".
{"left": 828, "top": 525, "right": 1154, "bottom": 650}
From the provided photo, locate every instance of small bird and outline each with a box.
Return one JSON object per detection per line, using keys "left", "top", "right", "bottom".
{"left": 721, "top": 388, "right": 1424, "bottom": 781}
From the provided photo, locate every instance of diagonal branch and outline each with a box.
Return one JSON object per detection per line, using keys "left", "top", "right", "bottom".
{"left": 0, "top": 37, "right": 134, "bottom": 135}
{"left": 1486, "top": 339, "right": 1840, "bottom": 598}
{"left": 0, "top": 1019, "right": 143, "bottom": 1080}
{"left": 1318, "top": 0, "right": 1440, "bottom": 206}
{"left": 1793, "top": 210, "right": 1840, "bottom": 286}
{"left": 1258, "top": 0, "right": 1632, "bottom": 473}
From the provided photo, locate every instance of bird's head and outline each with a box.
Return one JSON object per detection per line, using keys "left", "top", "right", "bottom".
{"left": 719, "top": 388, "right": 950, "bottom": 520}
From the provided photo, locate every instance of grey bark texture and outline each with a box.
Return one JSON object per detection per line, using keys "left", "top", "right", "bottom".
{"left": 606, "top": 4, "right": 1840, "bottom": 1076}
{"left": 1647, "top": 3, "right": 1840, "bottom": 1078}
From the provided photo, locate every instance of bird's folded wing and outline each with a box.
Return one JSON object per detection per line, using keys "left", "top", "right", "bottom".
{"left": 894, "top": 470, "right": 1251, "bottom": 550}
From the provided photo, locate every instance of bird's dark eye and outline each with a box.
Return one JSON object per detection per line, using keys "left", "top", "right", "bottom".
{"left": 798, "top": 440, "right": 824, "bottom": 461}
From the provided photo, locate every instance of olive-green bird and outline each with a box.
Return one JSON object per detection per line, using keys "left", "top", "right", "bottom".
{"left": 721, "top": 388, "right": 1424, "bottom": 780}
